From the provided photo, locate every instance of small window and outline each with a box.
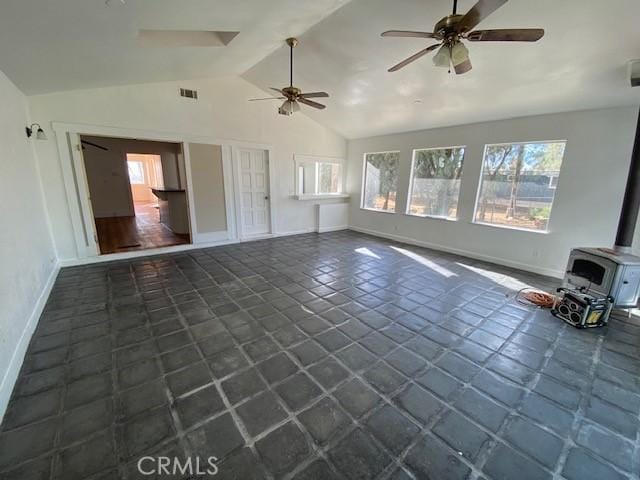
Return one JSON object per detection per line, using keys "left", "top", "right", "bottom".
{"left": 474, "top": 141, "right": 566, "bottom": 232}
{"left": 362, "top": 152, "right": 400, "bottom": 212}
{"left": 318, "top": 162, "right": 342, "bottom": 194}
{"left": 295, "top": 155, "right": 344, "bottom": 197}
{"left": 407, "top": 146, "right": 465, "bottom": 219}
{"left": 127, "top": 160, "right": 145, "bottom": 184}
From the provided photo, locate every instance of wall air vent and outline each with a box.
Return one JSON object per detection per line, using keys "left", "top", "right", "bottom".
{"left": 180, "top": 88, "right": 198, "bottom": 100}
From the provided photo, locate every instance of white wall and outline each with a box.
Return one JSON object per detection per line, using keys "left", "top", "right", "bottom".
{"left": 189, "top": 143, "right": 227, "bottom": 234}
{"left": 0, "top": 70, "right": 57, "bottom": 419}
{"left": 347, "top": 107, "right": 639, "bottom": 278}
{"left": 28, "top": 75, "right": 347, "bottom": 261}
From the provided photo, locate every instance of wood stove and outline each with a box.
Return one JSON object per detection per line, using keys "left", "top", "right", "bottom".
{"left": 563, "top": 247, "right": 640, "bottom": 308}
{"left": 561, "top": 107, "right": 640, "bottom": 309}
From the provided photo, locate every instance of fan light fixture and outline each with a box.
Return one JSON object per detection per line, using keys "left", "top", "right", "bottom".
{"left": 248, "top": 38, "right": 329, "bottom": 115}
{"left": 381, "top": 0, "right": 545, "bottom": 74}
{"left": 433, "top": 45, "right": 450, "bottom": 68}
{"left": 451, "top": 42, "right": 469, "bottom": 66}
{"left": 26, "top": 123, "right": 47, "bottom": 140}
{"left": 279, "top": 99, "right": 300, "bottom": 116}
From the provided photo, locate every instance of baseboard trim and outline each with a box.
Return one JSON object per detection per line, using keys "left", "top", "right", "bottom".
{"left": 0, "top": 261, "right": 60, "bottom": 422}
{"left": 58, "top": 229, "right": 322, "bottom": 267}
{"left": 193, "top": 230, "right": 230, "bottom": 244}
{"left": 318, "top": 225, "right": 348, "bottom": 233}
{"left": 348, "top": 226, "right": 564, "bottom": 279}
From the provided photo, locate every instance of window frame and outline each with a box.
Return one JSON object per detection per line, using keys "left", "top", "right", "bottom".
{"left": 472, "top": 139, "right": 567, "bottom": 234}
{"left": 405, "top": 145, "right": 466, "bottom": 220}
{"left": 294, "top": 154, "right": 346, "bottom": 199}
{"left": 360, "top": 150, "right": 401, "bottom": 213}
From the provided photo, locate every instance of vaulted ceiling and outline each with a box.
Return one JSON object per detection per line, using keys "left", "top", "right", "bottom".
{"left": 1, "top": 0, "right": 639, "bottom": 138}
{"left": 244, "top": 0, "right": 640, "bottom": 138}
{"left": 0, "top": 0, "right": 350, "bottom": 94}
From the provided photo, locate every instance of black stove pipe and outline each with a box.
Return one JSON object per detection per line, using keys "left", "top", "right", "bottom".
{"left": 615, "top": 107, "right": 640, "bottom": 250}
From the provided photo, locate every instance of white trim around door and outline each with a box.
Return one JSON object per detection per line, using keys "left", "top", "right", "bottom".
{"left": 51, "top": 122, "right": 264, "bottom": 261}
{"left": 231, "top": 145, "right": 276, "bottom": 240}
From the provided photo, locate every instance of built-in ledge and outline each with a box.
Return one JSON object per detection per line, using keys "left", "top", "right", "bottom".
{"left": 293, "top": 193, "right": 350, "bottom": 201}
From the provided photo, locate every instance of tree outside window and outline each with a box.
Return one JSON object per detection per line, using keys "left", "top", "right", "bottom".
{"left": 474, "top": 141, "right": 566, "bottom": 231}
{"left": 407, "top": 147, "right": 465, "bottom": 219}
{"left": 318, "top": 163, "right": 341, "bottom": 194}
{"left": 362, "top": 152, "right": 400, "bottom": 212}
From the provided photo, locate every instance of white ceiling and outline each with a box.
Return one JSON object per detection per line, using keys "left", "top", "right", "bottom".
{"left": 1, "top": 0, "right": 639, "bottom": 138}
{"left": 244, "top": 0, "right": 640, "bottom": 138}
{"left": 0, "top": 0, "right": 350, "bottom": 94}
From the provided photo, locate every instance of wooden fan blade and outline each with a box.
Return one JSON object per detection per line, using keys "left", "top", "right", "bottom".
{"left": 81, "top": 140, "right": 109, "bottom": 151}
{"left": 454, "top": 58, "right": 472, "bottom": 75}
{"left": 467, "top": 28, "right": 544, "bottom": 42}
{"left": 300, "top": 92, "right": 329, "bottom": 98}
{"left": 298, "top": 97, "right": 326, "bottom": 110}
{"left": 381, "top": 30, "right": 435, "bottom": 38}
{"left": 458, "top": 0, "right": 508, "bottom": 32}
{"left": 388, "top": 43, "right": 441, "bottom": 72}
{"left": 270, "top": 87, "right": 285, "bottom": 94}
{"left": 249, "top": 97, "right": 286, "bottom": 101}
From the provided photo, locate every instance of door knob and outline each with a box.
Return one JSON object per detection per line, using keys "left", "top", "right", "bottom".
{"left": 265, "top": 196, "right": 269, "bottom": 200}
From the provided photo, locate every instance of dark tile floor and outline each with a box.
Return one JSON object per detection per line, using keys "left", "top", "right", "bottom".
{"left": 1, "top": 231, "right": 639, "bottom": 480}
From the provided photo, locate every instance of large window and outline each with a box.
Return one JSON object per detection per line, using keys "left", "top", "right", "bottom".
{"left": 407, "top": 146, "right": 465, "bottom": 219}
{"left": 474, "top": 141, "right": 566, "bottom": 232}
{"left": 362, "top": 152, "right": 400, "bottom": 212}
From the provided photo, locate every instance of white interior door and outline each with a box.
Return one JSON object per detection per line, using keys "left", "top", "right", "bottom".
{"left": 69, "top": 133, "right": 100, "bottom": 256}
{"left": 238, "top": 148, "right": 271, "bottom": 236}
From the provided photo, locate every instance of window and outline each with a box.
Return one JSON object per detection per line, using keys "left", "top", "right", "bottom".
{"left": 474, "top": 141, "right": 566, "bottom": 232}
{"left": 407, "top": 146, "right": 465, "bottom": 219}
{"left": 362, "top": 151, "right": 400, "bottom": 212}
{"left": 127, "top": 160, "right": 145, "bottom": 184}
{"left": 318, "top": 162, "right": 342, "bottom": 194}
{"left": 295, "top": 155, "right": 345, "bottom": 197}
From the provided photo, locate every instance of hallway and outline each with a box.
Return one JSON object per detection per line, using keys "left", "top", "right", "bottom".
{"left": 95, "top": 202, "right": 190, "bottom": 254}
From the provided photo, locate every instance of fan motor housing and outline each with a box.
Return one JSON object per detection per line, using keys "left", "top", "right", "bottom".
{"left": 434, "top": 14, "right": 464, "bottom": 39}
{"left": 282, "top": 86, "right": 301, "bottom": 98}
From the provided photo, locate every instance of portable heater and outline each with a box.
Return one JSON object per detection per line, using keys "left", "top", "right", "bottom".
{"left": 551, "top": 288, "right": 613, "bottom": 328}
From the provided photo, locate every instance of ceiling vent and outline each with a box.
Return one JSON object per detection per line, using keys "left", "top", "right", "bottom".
{"left": 138, "top": 30, "right": 239, "bottom": 48}
{"left": 180, "top": 88, "right": 198, "bottom": 100}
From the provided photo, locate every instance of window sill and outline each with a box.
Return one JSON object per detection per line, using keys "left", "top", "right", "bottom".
{"left": 294, "top": 193, "right": 350, "bottom": 201}
{"left": 403, "top": 213, "right": 458, "bottom": 222}
{"left": 360, "top": 207, "right": 396, "bottom": 215}
{"left": 472, "top": 221, "right": 550, "bottom": 234}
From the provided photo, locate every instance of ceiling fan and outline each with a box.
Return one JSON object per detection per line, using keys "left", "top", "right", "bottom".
{"left": 381, "top": 0, "right": 544, "bottom": 74}
{"left": 249, "top": 38, "right": 329, "bottom": 116}
{"left": 81, "top": 139, "right": 108, "bottom": 151}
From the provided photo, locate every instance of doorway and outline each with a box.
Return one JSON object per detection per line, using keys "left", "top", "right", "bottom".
{"left": 81, "top": 135, "right": 191, "bottom": 254}
{"left": 237, "top": 148, "right": 271, "bottom": 237}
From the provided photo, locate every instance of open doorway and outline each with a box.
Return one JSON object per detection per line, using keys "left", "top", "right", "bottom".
{"left": 81, "top": 135, "right": 191, "bottom": 254}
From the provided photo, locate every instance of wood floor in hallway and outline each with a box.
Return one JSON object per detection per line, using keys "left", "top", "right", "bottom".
{"left": 95, "top": 201, "right": 190, "bottom": 254}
